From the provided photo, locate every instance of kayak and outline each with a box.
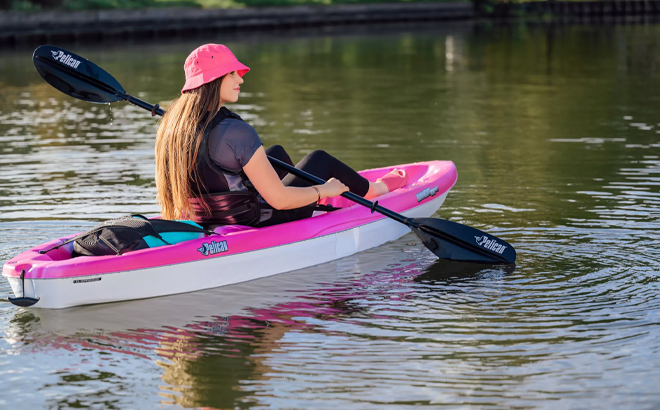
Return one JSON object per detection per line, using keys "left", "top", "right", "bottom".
{"left": 3, "top": 160, "right": 457, "bottom": 309}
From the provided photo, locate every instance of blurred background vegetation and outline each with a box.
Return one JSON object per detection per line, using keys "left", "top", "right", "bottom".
{"left": 1, "top": 0, "right": 467, "bottom": 12}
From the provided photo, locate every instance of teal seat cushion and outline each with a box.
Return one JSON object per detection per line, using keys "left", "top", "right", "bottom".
{"left": 141, "top": 219, "right": 205, "bottom": 248}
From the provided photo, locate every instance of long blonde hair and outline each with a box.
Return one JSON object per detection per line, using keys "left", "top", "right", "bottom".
{"left": 155, "top": 77, "right": 224, "bottom": 220}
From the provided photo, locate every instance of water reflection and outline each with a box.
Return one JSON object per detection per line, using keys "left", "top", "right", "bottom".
{"left": 2, "top": 242, "right": 437, "bottom": 408}
{"left": 414, "top": 259, "right": 516, "bottom": 283}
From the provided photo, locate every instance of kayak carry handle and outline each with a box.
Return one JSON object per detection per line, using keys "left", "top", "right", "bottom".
{"left": 8, "top": 270, "right": 40, "bottom": 308}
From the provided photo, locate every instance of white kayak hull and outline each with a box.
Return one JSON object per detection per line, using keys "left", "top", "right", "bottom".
{"left": 7, "top": 193, "right": 446, "bottom": 309}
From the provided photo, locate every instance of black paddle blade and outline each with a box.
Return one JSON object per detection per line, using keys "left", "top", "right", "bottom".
{"left": 8, "top": 296, "right": 40, "bottom": 307}
{"left": 33, "top": 45, "right": 126, "bottom": 104}
{"left": 410, "top": 217, "right": 516, "bottom": 264}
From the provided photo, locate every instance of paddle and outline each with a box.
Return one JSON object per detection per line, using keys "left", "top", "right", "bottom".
{"left": 32, "top": 45, "right": 517, "bottom": 264}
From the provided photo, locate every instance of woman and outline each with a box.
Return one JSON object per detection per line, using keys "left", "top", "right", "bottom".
{"left": 155, "top": 44, "right": 407, "bottom": 227}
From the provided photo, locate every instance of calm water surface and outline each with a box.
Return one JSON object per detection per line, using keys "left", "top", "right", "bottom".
{"left": 1, "top": 21, "right": 660, "bottom": 409}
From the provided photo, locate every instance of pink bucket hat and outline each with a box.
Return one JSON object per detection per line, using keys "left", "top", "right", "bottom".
{"left": 181, "top": 44, "right": 250, "bottom": 93}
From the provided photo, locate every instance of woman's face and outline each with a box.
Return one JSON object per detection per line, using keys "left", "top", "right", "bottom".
{"left": 219, "top": 71, "right": 243, "bottom": 104}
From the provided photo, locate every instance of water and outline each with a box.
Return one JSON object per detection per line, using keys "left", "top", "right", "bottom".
{"left": 1, "top": 21, "right": 660, "bottom": 408}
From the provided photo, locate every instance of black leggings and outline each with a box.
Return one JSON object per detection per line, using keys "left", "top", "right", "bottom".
{"left": 255, "top": 145, "right": 370, "bottom": 227}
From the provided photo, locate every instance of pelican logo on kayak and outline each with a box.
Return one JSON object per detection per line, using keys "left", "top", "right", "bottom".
{"left": 416, "top": 186, "right": 439, "bottom": 202}
{"left": 50, "top": 50, "right": 81, "bottom": 69}
{"left": 197, "top": 240, "right": 228, "bottom": 256}
{"left": 475, "top": 235, "right": 507, "bottom": 254}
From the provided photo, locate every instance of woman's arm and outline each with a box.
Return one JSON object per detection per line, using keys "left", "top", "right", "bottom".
{"left": 243, "top": 146, "right": 348, "bottom": 210}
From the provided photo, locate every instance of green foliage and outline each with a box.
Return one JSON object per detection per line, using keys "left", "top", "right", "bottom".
{"left": 3, "top": 0, "right": 60, "bottom": 10}
{"left": 2, "top": 0, "right": 463, "bottom": 10}
{"left": 64, "top": 0, "right": 154, "bottom": 10}
{"left": 154, "top": 0, "right": 201, "bottom": 6}
{"left": 184, "top": 0, "right": 239, "bottom": 7}
{"left": 199, "top": 0, "right": 462, "bottom": 6}
{"left": 10, "top": 0, "right": 42, "bottom": 9}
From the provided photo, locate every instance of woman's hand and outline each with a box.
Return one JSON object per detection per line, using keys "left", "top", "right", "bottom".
{"left": 320, "top": 178, "right": 349, "bottom": 198}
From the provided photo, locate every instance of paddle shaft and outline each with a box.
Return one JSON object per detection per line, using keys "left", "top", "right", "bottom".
{"left": 128, "top": 95, "right": 165, "bottom": 116}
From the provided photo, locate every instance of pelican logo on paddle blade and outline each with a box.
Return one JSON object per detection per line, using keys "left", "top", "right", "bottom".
{"left": 197, "top": 240, "right": 229, "bottom": 256}
{"left": 475, "top": 235, "right": 507, "bottom": 254}
{"left": 50, "top": 50, "right": 81, "bottom": 69}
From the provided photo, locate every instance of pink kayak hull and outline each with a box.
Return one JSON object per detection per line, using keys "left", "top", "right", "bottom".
{"left": 3, "top": 160, "right": 457, "bottom": 308}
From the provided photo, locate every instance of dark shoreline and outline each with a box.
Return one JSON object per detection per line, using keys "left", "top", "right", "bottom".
{"left": 3, "top": 0, "right": 660, "bottom": 47}
{"left": 0, "top": 2, "right": 473, "bottom": 46}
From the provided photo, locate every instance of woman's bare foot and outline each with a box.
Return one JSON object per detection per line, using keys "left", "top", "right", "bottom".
{"left": 365, "top": 180, "right": 389, "bottom": 199}
{"left": 364, "top": 168, "right": 409, "bottom": 199}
